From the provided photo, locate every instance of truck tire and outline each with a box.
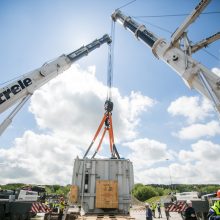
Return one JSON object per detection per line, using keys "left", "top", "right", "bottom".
{"left": 0, "top": 206, "right": 5, "bottom": 220}
{"left": 66, "top": 214, "right": 78, "bottom": 220}
{"left": 9, "top": 213, "right": 28, "bottom": 220}
{"left": 20, "top": 213, "right": 29, "bottom": 220}
{"left": 44, "top": 213, "right": 51, "bottom": 220}
{"left": 9, "top": 213, "right": 19, "bottom": 220}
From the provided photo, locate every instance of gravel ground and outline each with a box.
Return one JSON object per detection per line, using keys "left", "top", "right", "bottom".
{"left": 31, "top": 207, "right": 184, "bottom": 220}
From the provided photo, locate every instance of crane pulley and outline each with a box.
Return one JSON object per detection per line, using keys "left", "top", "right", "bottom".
{"left": 83, "top": 21, "right": 120, "bottom": 159}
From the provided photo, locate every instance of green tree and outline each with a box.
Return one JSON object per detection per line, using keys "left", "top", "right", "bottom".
{"left": 132, "top": 183, "right": 144, "bottom": 193}
{"left": 163, "top": 188, "right": 172, "bottom": 195}
{"left": 155, "top": 187, "right": 164, "bottom": 196}
{"left": 200, "top": 185, "right": 219, "bottom": 194}
{"left": 45, "top": 186, "right": 52, "bottom": 194}
{"left": 132, "top": 185, "right": 158, "bottom": 201}
{"left": 53, "top": 185, "right": 61, "bottom": 193}
{"left": 63, "top": 185, "right": 71, "bottom": 195}
{"left": 56, "top": 188, "right": 64, "bottom": 195}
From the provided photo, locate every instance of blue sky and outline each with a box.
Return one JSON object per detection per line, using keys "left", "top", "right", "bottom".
{"left": 0, "top": 0, "right": 220, "bottom": 185}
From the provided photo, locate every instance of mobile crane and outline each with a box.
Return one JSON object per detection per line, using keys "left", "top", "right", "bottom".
{"left": 112, "top": 1, "right": 219, "bottom": 219}
{"left": 0, "top": 34, "right": 111, "bottom": 136}
{"left": 0, "top": 34, "right": 111, "bottom": 220}
{"left": 112, "top": 0, "right": 220, "bottom": 114}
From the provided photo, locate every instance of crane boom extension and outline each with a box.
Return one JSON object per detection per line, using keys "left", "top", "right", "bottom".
{"left": 171, "top": 0, "right": 211, "bottom": 46}
{"left": 112, "top": 7, "right": 220, "bottom": 113}
{"left": 111, "top": 11, "right": 158, "bottom": 48}
{"left": 0, "top": 34, "right": 111, "bottom": 135}
{"left": 191, "top": 32, "right": 220, "bottom": 54}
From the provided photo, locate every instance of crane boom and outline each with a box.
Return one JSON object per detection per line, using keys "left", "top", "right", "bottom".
{"left": 0, "top": 34, "right": 111, "bottom": 135}
{"left": 0, "top": 34, "right": 111, "bottom": 114}
{"left": 171, "top": 0, "right": 211, "bottom": 46}
{"left": 112, "top": 3, "right": 220, "bottom": 114}
{"left": 191, "top": 32, "right": 220, "bottom": 54}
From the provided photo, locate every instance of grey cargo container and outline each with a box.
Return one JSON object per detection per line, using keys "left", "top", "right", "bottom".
{"left": 72, "top": 157, "right": 134, "bottom": 214}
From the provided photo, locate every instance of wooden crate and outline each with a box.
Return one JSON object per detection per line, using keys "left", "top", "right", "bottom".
{"left": 69, "top": 185, "right": 78, "bottom": 203}
{"left": 95, "top": 180, "right": 118, "bottom": 209}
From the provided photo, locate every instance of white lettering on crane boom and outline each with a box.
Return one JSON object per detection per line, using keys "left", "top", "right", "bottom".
{"left": 0, "top": 78, "right": 32, "bottom": 104}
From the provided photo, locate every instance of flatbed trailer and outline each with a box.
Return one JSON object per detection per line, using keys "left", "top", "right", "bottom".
{"left": 0, "top": 199, "right": 32, "bottom": 220}
{"left": 77, "top": 214, "right": 135, "bottom": 220}
{"left": 44, "top": 213, "right": 135, "bottom": 220}
{"left": 0, "top": 199, "right": 49, "bottom": 220}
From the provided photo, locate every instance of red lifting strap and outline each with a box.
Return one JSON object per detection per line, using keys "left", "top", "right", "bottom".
{"left": 84, "top": 110, "right": 120, "bottom": 159}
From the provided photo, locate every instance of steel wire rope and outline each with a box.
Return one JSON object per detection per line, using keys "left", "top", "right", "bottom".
{"left": 133, "top": 17, "right": 220, "bottom": 62}
{"left": 106, "top": 20, "right": 115, "bottom": 101}
{"left": 107, "top": 0, "right": 138, "bottom": 97}
{"left": 0, "top": 75, "right": 26, "bottom": 86}
{"left": 117, "top": 0, "right": 137, "bottom": 10}
{"left": 134, "top": 16, "right": 172, "bottom": 34}
{"left": 202, "top": 49, "right": 220, "bottom": 61}
{"left": 0, "top": 56, "right": 60, "bottom": 86}
{"left": 132, "top": 11, "right": 220, "bottom": 18}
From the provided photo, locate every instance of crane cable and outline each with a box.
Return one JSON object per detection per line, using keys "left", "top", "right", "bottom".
{"left": 102, "top": 20, "right": 120, "bottom": 158}
{"left": 106, "top": 20, "right": 115, "bottom": 102}
{"left": 83, "top": 21, "right": 120, "bottom": 159}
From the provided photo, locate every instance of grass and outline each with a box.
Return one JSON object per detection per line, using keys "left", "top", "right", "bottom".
{"left": 146, "top": 196, "right": 167, "bottom": 206}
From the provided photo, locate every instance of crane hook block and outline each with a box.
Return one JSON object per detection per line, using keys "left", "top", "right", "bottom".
{"left": 104, "top": 100, "right": 113, "bottom": 112}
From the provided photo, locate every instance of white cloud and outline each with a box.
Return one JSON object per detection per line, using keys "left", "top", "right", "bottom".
{"left": 127, "top": 91, "right": 156, "bottom": 122}
{"left": 122, "top": 138, "right": 220, "bottom": 185}
{"left": 134, "top": 140, "right": 220, "bottom": 185}
{"left": 174, "top": 140, "right": 220, "bottom": 183}
{"left": 124, "top": 138, "right": 175, "bottom": 170}
{"left": 212, "top": 67, "right": 220, "bottom": 77}
{"left": 0, "top": 64, "right": 155, "bottom": 185}
{"left": 29, "top": 64, "right": 155, "bottom": 143}
{"left": 179, "top": 140, "right": 220, "bottom": 162}
{"left": 174, "top": 120, "right": 220, "bottom": 140}
{"left": 134, "top": 163, "right": 200, "bottom": 185}
{"left": 2, "top": 64, "right": 219, "bottom": 185}
{"left": 134, "top": 167, "right": 171, "bottom": 185}
{"left": 167, "top": 96, "right": 214, "bottom": 123}
{"left": 123, "top": 138, "right": 177, "bottom": 185}
{"left": 0, "top": 131, "right": 80, "bottom": 185}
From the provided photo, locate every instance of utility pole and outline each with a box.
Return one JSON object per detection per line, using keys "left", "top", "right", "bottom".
{"left": 166, "top": 158, "right": 173, "bottom": 191}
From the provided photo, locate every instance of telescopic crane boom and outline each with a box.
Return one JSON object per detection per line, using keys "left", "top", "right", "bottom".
{"left": 0, "top": 34, "right": 111, "bottom": 135}
{"left": 112, "top": 0, "right": 220, "bottom": 114}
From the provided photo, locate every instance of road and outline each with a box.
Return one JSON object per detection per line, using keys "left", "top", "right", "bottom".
{"left": 130, "top": 207, "right": 183, "bottom": 220}
{"left": 31, "top": 207, "right": 183, "bottom": 220}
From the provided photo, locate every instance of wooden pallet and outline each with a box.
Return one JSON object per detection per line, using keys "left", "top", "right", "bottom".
{"left": 77, "top": 214, "right": 135, "bottom": 220}
{"left": 44, "top": 213, "right": 78, "bottom": 220}
{"left": 44, "top": 213, "right": 135, "bottom": 220}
